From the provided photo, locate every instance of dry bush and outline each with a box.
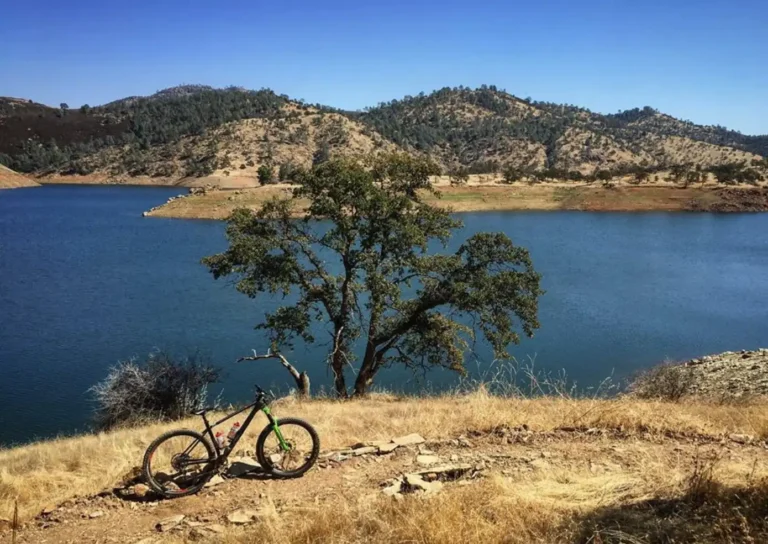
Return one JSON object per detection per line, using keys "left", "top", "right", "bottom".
{"left": 90, "top": 351, "right": 220, "bottom": 430}
{"left": 629, "top": 360, "right": 694, "bottom": 401}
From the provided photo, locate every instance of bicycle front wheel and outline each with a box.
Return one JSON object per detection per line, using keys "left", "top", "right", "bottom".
{"left": 256, "top": 417, "right": 319, "bottom": 478}
{"left": 142, "top": 429, "right": 216, "bottom": 498}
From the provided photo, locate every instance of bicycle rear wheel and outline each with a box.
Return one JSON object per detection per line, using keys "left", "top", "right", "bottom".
{"left": 142, "top": 429, "right": 216, "bottom": 498}
{"left": 256, "top": 417, "right": 319, "bottom": 478}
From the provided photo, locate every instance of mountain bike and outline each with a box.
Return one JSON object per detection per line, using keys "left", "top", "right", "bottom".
{"left": 141, "top": 381, "right": 320, "bottom": 498}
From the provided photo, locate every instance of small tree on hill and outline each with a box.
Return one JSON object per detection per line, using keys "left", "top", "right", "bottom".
{"left": 203, "top": 153, "right": 543, "bottom": 397}
{"left": 257, "top": 164, "right": 275, "bottom": 185}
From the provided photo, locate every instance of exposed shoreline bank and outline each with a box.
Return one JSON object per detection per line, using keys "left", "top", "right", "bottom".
{"left": 142, "top": 183, "right": 768, "bottom": 220}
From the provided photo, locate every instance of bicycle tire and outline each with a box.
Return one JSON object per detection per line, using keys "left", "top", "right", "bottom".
{"left": 256, "top": 417, "right": 320, "bottom": 478}
{"left": 142, "top": 429, "right": 216, "bottom": 498}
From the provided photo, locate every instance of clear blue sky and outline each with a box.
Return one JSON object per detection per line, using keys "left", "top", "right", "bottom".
{"left": 2, "top": 0, "right": 766, "bottom": 134}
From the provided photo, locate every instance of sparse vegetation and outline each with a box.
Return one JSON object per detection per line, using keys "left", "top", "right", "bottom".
{"left": 629, "top": 360, "right": 695, "bottom": 401}
{"left": 90, "top": 351, "right": 220, "bottom": 430}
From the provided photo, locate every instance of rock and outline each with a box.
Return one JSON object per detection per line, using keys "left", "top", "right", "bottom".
{"left": 269, "top": 453, "right": 283, "bottom": 464}
{"left": 392, "top": 433, "right": 426, "bottom": 446}
{"left": 227, "top": 457, "right": 262, "bottom": 477}
{"left": 730, "top": 433, "right": 753, "bottom": 444}
{"left": 414, "top": 463, "right": 472, "bottom": 479}
{"left": 450, "top": 454, "right": 459, "bottom": 462}
{"left": 352, "top": 446, "right": 378, "bottom": 456}
{"left": 227, "top": 507, "right": 276, "bottom": 524}
{"left": 204, "top": 475, "right": 226, "bottom": 488}
{"left": 89, "top": 511, "right": 105, "bottom": 519}
{"left": 204, "top": 524, "right": 226, "bottom": 534}
{"left": 156, "top": 514, "right": 185, "bottom": 532}
{"left": 418, "top": 446, "right": 435, "bottom": 455}
{"left": 377, "top": 443, "right": 399, "bottom": 454}
{"left": 382, "top": 481, "right": 403, "bottom": 496}
{"left": 132, "top": 483, "right": 150, "bottom": 498}
{"left": 41, "top": 505, "right": 56, "bottom": 516}
{"left": 458, "top": 437, "right": 473, "bottom": 448}
{"left": 416, "top": 455, "right": 441, "bottom": 466}
{"left": 404, "top": 473, "right": 443, "bottom": 494}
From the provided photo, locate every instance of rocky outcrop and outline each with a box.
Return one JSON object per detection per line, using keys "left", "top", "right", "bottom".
{"left": 683, "top": 349, "right": 768, "bottom": 398}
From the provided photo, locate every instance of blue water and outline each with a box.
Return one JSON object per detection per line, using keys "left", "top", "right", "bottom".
{"left": 1, "top": 185, "right": 768, "bottom": 445}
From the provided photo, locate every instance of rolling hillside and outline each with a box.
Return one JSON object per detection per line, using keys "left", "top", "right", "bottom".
{"left": 0, "top": 85, "right": 766, "bottom": 185}
{"left": 0, "top": 164, "right": 38, "bottom": 188}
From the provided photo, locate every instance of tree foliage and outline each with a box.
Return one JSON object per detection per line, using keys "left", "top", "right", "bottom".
{"left": 203, "top": 153, "right": 543, "bottom": 397}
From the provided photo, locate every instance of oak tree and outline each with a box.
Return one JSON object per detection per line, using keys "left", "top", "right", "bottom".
{"left": 203, "top": 153, "right": 542, "bottom": 397}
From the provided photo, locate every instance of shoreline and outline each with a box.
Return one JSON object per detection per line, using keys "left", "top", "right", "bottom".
{"left": 143, "top": 183, "right": 768, "bottom": 220}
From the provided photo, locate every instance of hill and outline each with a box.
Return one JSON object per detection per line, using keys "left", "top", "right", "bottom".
{"left": 359, "top": 86, "right": 768, "bottom": 177}
{"left": 1, "top": 85, "right": 767, "bottom": 186}
{"left": 0, "top": 164, "right": 38, "bottom": 188}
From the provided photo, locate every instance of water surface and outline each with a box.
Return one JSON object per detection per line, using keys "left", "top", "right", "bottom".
{"left": 1, "top": 185, "right": 767, "bottom": 445}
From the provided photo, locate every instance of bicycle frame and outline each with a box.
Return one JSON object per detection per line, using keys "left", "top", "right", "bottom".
{"left": 199, "top": 399, "right": 289, "bottom": 461}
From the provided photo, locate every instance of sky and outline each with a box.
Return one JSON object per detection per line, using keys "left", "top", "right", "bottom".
{"left": 2, "top": 0, "right": 767, "bottom": 134}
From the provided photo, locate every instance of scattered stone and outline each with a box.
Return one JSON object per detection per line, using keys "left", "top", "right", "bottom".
{"left": 132, "top": 483, "right": 150, "bottom": 498}
{"left": 449, "top": 454, "right": 459, "bottom": 462}
{"left": 228, "top": 457, "right": 262, "bottom": 477}
{"left": 458, "top": 437, "right": 473, "bottom": 448}
{"left": 414, "top": 463, "right": 472, "bottom": 479}
{"left": 227, "top": 509, "right": 259, "bottom": 525}
{"left": 377, "top": 443, "right": 399, "bottom": 454}
{"left": 382, "top": 481, "right": 403, "bottom": 496}
{"left": 404, "top": 473, "right": 443, "bottom": 494}
{"left": 730, "top": 433, "right": 753, "bottom": 444}
{"left": 418, "top": 446, "right": 436, "bottom": 455}
{"left": 416, "top": 455, "right": 441, "bottom": 466}
{"left": 226, "top": 506, "right": 276, "bottom": 525}
{"left": 88, "top": 511, "right": 105, "bottom": 519}
{"left": 352, "top": 446, "right": 378, "bottom": 456}
{"left": 204, "top": 524, "right": 226, "bottom": 534}
{"left": 156, "top": 514, "right": 185, "bottom": 532}
{"left": 269, "top": 453, "right": 283, "bottom": 464}
{"left": 41, "top": 505, "right": 56, "bottom": 516}
{"left": 392, "top": 433, "right": 426, "bottom": 446}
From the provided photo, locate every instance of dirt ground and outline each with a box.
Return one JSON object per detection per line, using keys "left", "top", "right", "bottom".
{"left": 4, "top": 424, "right": 767, "bottom": 544}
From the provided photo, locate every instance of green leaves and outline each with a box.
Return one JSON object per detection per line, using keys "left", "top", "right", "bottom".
{"left": 203, "top": 153, "right": 542, "bottom": 396}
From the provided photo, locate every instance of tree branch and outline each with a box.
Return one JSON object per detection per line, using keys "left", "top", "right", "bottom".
{"left": 237, "top": 349, "right": 310, "bottom": 397}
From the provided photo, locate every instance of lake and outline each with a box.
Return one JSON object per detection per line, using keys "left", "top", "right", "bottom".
{"left": 1, "top": 185, "right": 767, "bottom": 446}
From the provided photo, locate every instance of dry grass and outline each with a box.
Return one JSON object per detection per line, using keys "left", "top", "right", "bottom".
{"left": 3, "top": 390, "right": 768, "bottom": 526}
{"left": 0, "top": 165, "right": 38, "bottom": 189}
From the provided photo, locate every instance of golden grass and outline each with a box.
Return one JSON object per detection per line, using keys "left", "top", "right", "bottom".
{"left": 221, "top": 447, "right": 768, "bottom": 544}
{"left": 3, "top": 390, "right": 768, "bottom": 526}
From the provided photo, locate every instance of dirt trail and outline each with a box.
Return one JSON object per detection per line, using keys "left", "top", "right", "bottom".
{"left": 3, "top": 427, "right": 766, "bottom": 544}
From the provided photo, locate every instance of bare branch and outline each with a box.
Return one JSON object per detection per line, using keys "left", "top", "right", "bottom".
{"left": 238, "top": 349, "right": 310, "bottom": 397}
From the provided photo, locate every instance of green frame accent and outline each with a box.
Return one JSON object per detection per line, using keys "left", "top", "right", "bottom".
{"left": 261, "top": 406, "right": 291, "bottom": 451}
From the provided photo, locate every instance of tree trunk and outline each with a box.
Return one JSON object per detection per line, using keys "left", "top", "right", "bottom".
{"left": 331, "top": 350, "right": 348, "bottom": 398}
{"left": 352, "top": 345, "right": 377, "bottom": 397}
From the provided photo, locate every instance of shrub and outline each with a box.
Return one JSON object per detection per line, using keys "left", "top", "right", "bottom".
{"left": 90, "top": 352, "right": 220, "bottom": 430}
{"left": 257, "top": 164, "right": 275, "bottom": 184}
{"left": 629, "top": 360, "right": 694, "bottom": 401}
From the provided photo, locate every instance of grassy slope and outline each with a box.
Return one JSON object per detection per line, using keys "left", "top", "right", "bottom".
{"left": 2, "top": 391, "right": 768, "bottom": 541}
{"left": 0, "top": 165, "right": 38, "bottom": 189}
